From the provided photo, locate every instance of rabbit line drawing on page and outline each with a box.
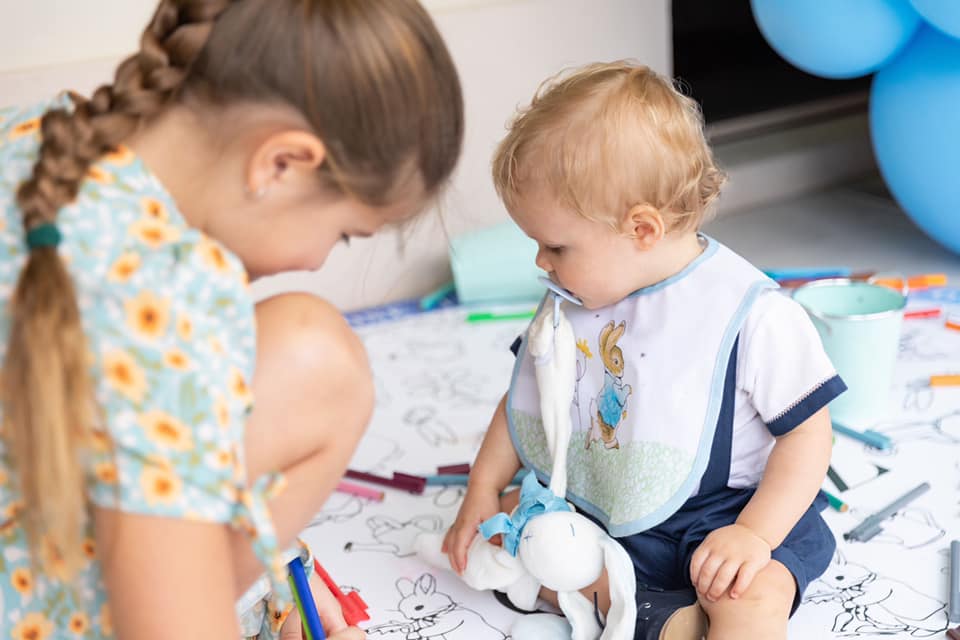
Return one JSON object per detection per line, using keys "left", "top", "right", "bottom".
{"left": 899, "top": 327, "right": 960, "bottom": 362}
{"left": 874, "top": 409, "right": 960, "bottom": 448}
{"left": 403, "top": 406, "right": 459, "bottom": 447}
{"left": 362, "top": 331, "right": 466, "bottom": 367}
{"left": 429, "top": 486, "right": 466, "bottom": 509}
{"left": 349, "top": 433, "right": 405, "bottom": 475}
{"left": 308, "top": 492, "right": 365, "bottom": 528}
{"left": 803, "top": 551, "right": 948, "bottom": 637}
{"left": 344, "top": 515, "right": 443, "bottom": 557}
{"left": 861, "top": 507, "right": 946, "bottom": 550}
{"left": 587, "top": 321, "right": 632, "bottom": 450}
{"left": 405, "top": 368, "right": 499, "bottom": 408}
{"left": 366, "top": 574, "right": 507, "bottom": 639}
{"left": 901, "top": 379, "right": 934, "bottom": 412}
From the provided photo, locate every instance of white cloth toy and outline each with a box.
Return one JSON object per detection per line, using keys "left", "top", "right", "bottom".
{"left": 418, "top": 291, "right": 637, "bottom": 639}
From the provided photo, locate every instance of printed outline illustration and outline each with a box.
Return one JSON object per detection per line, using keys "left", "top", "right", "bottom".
{"left": 366, "top": 573, "right": 508, "bottom": 639}
{"left": 803, "top": 551, "right": 948, "bottom": 637}
{"left": 344, "top": 515, "right": 445, "bottom": 558}
{"left": 404, "top": 405, "right": 459, "bottom": 448}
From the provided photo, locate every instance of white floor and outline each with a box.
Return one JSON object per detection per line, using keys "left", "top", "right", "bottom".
{"left": 706, "top": 177, "right": 960, "bottom": 282}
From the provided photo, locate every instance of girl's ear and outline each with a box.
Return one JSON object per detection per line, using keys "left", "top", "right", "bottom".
{"left": 245, "top": 129, "right": 326, "bottom": 199}
{"left": 620, "top": 204, "right": 665, "bottom": 250}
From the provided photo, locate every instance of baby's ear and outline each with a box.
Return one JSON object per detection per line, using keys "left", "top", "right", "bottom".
{"left": 621, "top": 204, "right": 665, "bottom": 249}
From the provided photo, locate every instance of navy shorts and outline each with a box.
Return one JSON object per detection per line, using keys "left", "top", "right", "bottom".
{"left": 611, "top": 487, "right": 836, "bottom": 614}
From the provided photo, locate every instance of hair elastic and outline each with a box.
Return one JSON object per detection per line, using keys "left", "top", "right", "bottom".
{"left": 26, "top": 223, "right": 62, "bottom": 250}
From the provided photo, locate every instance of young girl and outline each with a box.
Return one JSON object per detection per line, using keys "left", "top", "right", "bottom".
{"left": 443, "top": 62, "right": 842, "bottom": 639}
{"left": 0, "top": 1, "right": 462, "bottom": 638}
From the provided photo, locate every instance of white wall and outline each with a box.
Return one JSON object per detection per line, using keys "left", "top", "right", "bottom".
{"left": 254, "top": 0, "right": 672, "bottom": 309}
{"left": 0, "top": 1, "right": 873, "bottom": 311}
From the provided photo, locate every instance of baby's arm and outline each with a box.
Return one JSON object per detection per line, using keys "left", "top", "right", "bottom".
{"left": 442, "top": 393, "right": 521, "bottom": 573}
{"left": 690, "top": 405, "right": 832, "bottom": 601}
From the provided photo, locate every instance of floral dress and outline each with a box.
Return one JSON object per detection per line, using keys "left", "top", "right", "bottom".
{"left": 0, "top": 98, "right": 293, "bottom": 639}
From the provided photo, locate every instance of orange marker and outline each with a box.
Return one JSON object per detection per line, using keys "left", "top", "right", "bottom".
{"left": 930, "top": 375, "right": 960, "bottom": 387}
{"left": 948, "top": 314, "right": 960, "bottom": 332}
{"left": 873, "top": 273, "right": 948, "bottom": 291}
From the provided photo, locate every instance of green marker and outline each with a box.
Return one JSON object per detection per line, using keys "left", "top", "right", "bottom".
{"left": 466, "top": 310, "right": 536, "bottom": 323}
{"left": 823, "top": 489, "right": 849, "bottom": 513}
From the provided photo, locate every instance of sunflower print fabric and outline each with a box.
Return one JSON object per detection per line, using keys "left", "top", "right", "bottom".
{"left": 0, "top": 99, "right": 290, "bottom": 638}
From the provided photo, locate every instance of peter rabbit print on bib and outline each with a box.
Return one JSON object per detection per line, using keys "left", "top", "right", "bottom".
{"left": 507, "top": 237, "right": 777, "bottom": 537}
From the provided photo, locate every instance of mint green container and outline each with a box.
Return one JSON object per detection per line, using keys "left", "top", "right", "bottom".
{"left": 793, "top": 279, "right": 906, "bottom": 426}
{"left": 450, "top": 222, "right": 546, "bottom": 304}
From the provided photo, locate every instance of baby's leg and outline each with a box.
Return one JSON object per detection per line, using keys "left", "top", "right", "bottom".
{"left": 698, "top": 560, "right": 794, "bottom": 640}
{"left": 230, "top": 293, "right": 374, "bottom": 593}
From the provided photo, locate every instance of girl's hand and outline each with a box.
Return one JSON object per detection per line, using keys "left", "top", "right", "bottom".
{"left": 689, "top": 523, "right": 771, "bottom": 602}
{"left": 441, "top": 485, "right": 503, "bottom": 574}
{"left": 279, "top": 572, "right": 358, "bottom": 639}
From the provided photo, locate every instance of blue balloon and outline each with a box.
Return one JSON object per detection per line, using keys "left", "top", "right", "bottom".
{"left": 909, "top": 0, "right": 960, "bottom": 39}
{"left": 871, "top": 26, "right": 960, "bottom": 254}
{"left": 751, "top": 0, "right": 921, "bottom": 79}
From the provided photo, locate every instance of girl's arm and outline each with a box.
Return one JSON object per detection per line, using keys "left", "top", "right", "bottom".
{"left": 95, "top": 509, "right": 240, "bottom": 639}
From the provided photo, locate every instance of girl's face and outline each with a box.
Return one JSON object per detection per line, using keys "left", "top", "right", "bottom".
{"left": 180, "top": 107, "right": 426, "bottom": 281}
{"left": 213, "top": 185, "right": 420, "bottom": 281}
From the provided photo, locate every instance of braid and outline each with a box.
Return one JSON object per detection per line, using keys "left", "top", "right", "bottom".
{"left": 4, "top": 0, "right": 233, "bottom": 579}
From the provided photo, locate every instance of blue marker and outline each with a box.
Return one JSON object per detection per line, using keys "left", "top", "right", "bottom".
{"left": 419, "top": 280, "right": 456, "bottom": 310}
{"left": 763, "top": 267, "right": 852, "bottom": 281}
{"left": 832, "top": 423, "right": 893, "bottom": 451}
{"left": 288, "top": 558, "right": 326, "bottom": 640}
{"left": 950, "top": 540, "right": 960, "bottom": 623}
{"left": 424, "top": 470, "right": 526, "bottom": 487}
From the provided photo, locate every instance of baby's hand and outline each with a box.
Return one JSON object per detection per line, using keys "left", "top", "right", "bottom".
{"left": 689, "top": 523, "right": 771, "bottom": 602}
{"left": 441, "top": 486, "right": 502, "bottom": 575}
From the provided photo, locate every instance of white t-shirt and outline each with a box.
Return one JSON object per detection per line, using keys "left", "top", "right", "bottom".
{"left": 727, "top": 289, "right": 841, "bottom": 488}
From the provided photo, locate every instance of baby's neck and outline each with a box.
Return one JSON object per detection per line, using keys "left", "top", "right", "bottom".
{"left": 633, "top": 231, "right": 705, "bottom": 290}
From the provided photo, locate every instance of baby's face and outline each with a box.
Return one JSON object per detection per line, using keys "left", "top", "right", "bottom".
{"left": 508, "top": 189, "right": 666, "bottom": 309}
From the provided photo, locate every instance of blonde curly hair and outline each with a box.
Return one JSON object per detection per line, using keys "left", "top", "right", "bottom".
{"left": 493, "top": 61, "right": 725, "bottom": 234}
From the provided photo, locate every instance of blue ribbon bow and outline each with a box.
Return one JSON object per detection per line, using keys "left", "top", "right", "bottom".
{"left": 478, "top": 471, "right": 572, "bottom": 556}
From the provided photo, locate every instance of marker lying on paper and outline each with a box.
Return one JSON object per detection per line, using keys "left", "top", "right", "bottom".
{"left": 344, "top": 470, "right": 425, "bottom": 494}
{"left": 832, "top": 423, "right": 893, "bottom": 451}
{"left": 843, "top": 482, "right": 930, "bottom": 542}
{"left": 930, "top": 375, "right": 960, "bottom": 387}
{"left": 437, "top": 463, "right": 471, "bottom": 475}
{"left": 419, "top": 280, "right": 456, "bottom": 310}
{"left": 904, "top": 308, "right": 941, "bottom": 320}
{"left": 423, "top": 470, "right": 526, "bottom": 487}
{"left": 763, "top": 267, "right": 852, "bottom": 281}
{"left": 466, "top": 310, "right": 536, "bottom": 323}
{"left": 823, "top": 489, "right": 849, "bottom": 513}
{"left": 776, "top": 272, "right": 875, "bottom": 288}
{"left": 950, "top": 540, "right": 960, "bottom": 624}
{"left": 873, "top": 273, "right": 947, "bottom": 290}
{"left": 335, "top": 480, "right": 384, "bottom": 502}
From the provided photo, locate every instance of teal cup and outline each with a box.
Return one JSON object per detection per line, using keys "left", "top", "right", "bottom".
{"left": 793, "top": 279, "right": 906, "bottom": 426}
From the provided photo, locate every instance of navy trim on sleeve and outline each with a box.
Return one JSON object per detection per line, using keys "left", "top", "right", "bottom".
{"left": 509, "top": 335, "right": 522, "bottom": 357}
{"left": 766, "top": 375, "right": 847, "bottom": 436}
